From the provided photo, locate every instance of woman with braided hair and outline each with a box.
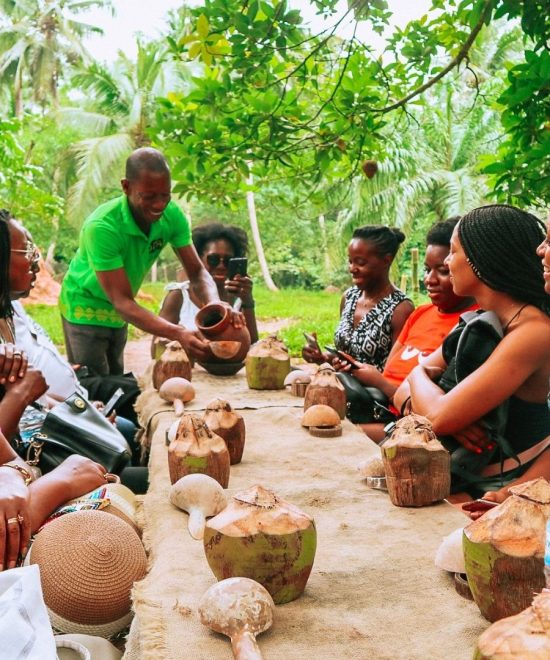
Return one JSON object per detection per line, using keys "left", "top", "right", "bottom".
{"left": 394, "top": 204, "right": 550, "bottom": 502}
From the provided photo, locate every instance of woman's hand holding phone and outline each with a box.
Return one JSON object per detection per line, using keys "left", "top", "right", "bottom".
{"left": 302, "top": 332, "right": 325, "bottom": 363}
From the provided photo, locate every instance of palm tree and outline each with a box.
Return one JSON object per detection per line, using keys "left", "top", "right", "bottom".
{"left": 338, "top": 23, "right": 523, "bottom": 244}
{"left": 60, "top": 39, "right": 192, "bottom": 224}
{"left": 0, "top": 0, "right": 113, "bottom": 116}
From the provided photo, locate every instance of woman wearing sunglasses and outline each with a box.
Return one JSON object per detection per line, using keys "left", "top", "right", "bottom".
{"left": 158, "top": 222, "right": 259, "bottom": 344}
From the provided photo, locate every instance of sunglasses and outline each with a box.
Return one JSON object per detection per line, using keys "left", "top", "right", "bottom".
{"left": 206, "top": 254, "right": 232, "bottom": 268}
{"left": 11, "top": 241, "right": 40, "bottom": 263}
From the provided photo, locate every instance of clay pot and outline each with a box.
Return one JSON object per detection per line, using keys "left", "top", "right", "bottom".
{"left": 195, "top": 303, "right": 251, "bottom": 376}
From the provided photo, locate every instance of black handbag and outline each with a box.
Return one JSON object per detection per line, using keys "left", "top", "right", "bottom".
{"left": 15, "top": 393, "right": 132, "bottom": 474}
{"left": 436, "top": 310, "right": 516, "bottom": 493}
{"left": 336, "top": 372, "right": 396, "bottom": 424}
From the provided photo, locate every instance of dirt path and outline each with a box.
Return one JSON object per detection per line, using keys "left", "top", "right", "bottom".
{"left": 123, "top": 317, "right": 293, "bottom": 376}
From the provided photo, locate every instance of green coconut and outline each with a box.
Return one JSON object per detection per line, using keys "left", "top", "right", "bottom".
{"left": 464, "top": 478, "right": 550, "bottom": 623}
{"left": 168, "top": 413, "right": 230, "bottom": 488}
{"left": 474, "top": 589, "right": 550, "bottom": 659}
{"left": 382, "top": 414, "right": 450, "bottom": 507}
{"left": 245, "top": 335, "right": 291, "bottom": 390}
{"left": 203, "top": 485, "right": 317, "bottom": 604}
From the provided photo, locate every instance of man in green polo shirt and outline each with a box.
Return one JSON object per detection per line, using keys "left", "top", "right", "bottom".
{"left": 60, "top": 147, "right": 233, "bottom": 376}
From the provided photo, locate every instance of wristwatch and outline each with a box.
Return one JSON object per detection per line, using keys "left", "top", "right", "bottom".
{"left": 0, "top": 462, "right": 33, "bottom": 486}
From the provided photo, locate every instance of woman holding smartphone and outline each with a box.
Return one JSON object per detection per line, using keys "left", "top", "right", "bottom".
{"left": 157, "top": 222, "right": 258, "bottom": 344}
{"left": 302, "top": 225, "right": 413, "bottom": 369}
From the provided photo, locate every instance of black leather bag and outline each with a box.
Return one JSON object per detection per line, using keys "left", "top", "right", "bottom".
{"left": 16, "top": 393, "right": 132, "bottom": 474}
{"left": 436, "top": 310, "right": 516, "bottom": 492}
{"left": 336, "top": 372, "right": 396, "bottom": 424}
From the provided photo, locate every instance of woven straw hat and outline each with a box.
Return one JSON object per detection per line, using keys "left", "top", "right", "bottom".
{"left": 28, "top": 510, "right": 147, "bottom": 637}
{"left": 102, "top": 483, "right": 140, "bottom": 536}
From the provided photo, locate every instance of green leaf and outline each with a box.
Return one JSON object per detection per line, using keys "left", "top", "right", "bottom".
{"left": 197, "top": 14, "right": 210, "bottom": 39}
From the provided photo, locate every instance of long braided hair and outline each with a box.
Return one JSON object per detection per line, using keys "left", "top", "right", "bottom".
{"left": 0, "top": 209, "right": 13, "bottom": 320}
{"left": 457, "top": 204, "right": 549, "bottom": 315}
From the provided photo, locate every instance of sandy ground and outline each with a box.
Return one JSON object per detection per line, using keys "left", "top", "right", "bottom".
{"left": 123, "top": 318, "right": 293, "bottom": 376}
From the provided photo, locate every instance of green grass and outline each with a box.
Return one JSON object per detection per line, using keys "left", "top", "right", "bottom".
{"left": 25, "top": 284, "right": 341, "bottom": 357}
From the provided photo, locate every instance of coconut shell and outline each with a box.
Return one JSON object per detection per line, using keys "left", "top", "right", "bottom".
{"left": 475, "top": 589, "right": 550, "bottom": 659}
{"left": 303, "top": 363, "right": 346, "bottom": 419}
{"left": 153, "top": 341, "right": 192, "bottom": 389}
{"left": 203, "top": 485, "right": 317, "bottom": 604}
{"left": 168, "top": 413, "right": 230, "bottom": 488}
{"left": 382, "top": 414, "right": 450, "bottom": 507}
{"left": 464, "top": 478, "right": 550, "bottom": 622}
{"left": 245, "top": 336, "right": 291, "bottom": 390}
{"left": 203, "top": 398, "right": 246, "bottom": 465}
{"left": 301, "top": 404, "right": 341, "bottom": 428}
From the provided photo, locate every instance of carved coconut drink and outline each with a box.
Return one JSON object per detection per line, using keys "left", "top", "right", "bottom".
{"left": 303, "top": 363, "right": 346, "bottom": 419}
{"left": 203, "top": 485, "right": 317, "bottom": 604}
{"left": 463, "top": 478, "right": 550, "bottom": 622}
{"left": 245, "top": 335, "right": 291, "bottom": 390}
{"left": 474, "top": 589, "right": 550, "bottom": 659}
{"left": 152, "top": 340, "right": 192, "bottom": 388}
{"left": 168, "top": 413, "right": 230, "bottom": 488}
{"left": 203, "top": 398, "right": 246, "bottom": 465}
{"left": 382, "top": 414, "right": 450, "bottom": 507}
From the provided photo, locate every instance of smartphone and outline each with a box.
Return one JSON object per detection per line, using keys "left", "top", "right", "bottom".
{"left": 335, "top": 349, "right": 362, "bottom": 370}
{"left": 461, "top": 499, "right": 499, "bottom": 513}
{"left": 324, "top": 346, "right": 360, "bottom": 370}
{"left": 303, "top": 332, "right": 320, "bottom": 350}
{"left": 227, "top": 257, "right": 248, "bottom": 279}
{"left": 103, "top": 387, "right": 124, "bottom": 417}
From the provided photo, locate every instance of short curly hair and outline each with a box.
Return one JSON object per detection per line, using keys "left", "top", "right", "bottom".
{"left": 192, "top": 222, "right": 248, "bottom": 258}
{"left": 426, "top": 216, "right": 461, "bottom": 247}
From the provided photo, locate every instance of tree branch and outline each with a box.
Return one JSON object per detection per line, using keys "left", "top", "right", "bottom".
{"left": 377, "top": 0, "right": 494, "bottom": 114}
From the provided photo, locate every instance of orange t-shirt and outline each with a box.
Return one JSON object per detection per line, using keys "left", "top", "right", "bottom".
{"left": 382, "top": 302, "right": 479, "bottom": 387}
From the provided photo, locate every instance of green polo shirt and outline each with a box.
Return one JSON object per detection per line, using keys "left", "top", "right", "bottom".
{"left": 59, "top": 196, "right": 191, "bottom": 328}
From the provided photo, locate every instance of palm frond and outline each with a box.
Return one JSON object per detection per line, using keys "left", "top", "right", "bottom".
{"left": 57, "top": 107, "right": 115, "bottom": 135}
{"left": 67, "top": 132, "right": 134, "bottom": 224}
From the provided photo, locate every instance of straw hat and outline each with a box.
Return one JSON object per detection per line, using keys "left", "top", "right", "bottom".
{"left": 28, "top": 510, "right": 147, "bottom": 637}
{"left": 102, "top": 483, "right": 141, "bottom": 536}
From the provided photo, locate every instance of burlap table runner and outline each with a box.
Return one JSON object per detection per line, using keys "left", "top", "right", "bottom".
{"left": 126, "top": 372, "right": 487, "bottom": 660}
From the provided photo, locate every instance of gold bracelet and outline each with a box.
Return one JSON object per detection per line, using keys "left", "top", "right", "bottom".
{"left": 0, "top": 462, "right": 33, "bottom": 486}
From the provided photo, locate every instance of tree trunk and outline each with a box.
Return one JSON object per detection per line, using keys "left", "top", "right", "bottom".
{"left": 318, "top": 214, "right": 331, "bottom": 272}
{"left": 246, "top": 171, "right": 278, "bottom": 291}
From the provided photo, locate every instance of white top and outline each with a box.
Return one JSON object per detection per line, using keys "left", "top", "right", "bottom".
{"left": 164, "top": 281, "right": 199, "bottom": 331}
{"left": 12, "top": 301, "right": 87, "bottom": 402}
